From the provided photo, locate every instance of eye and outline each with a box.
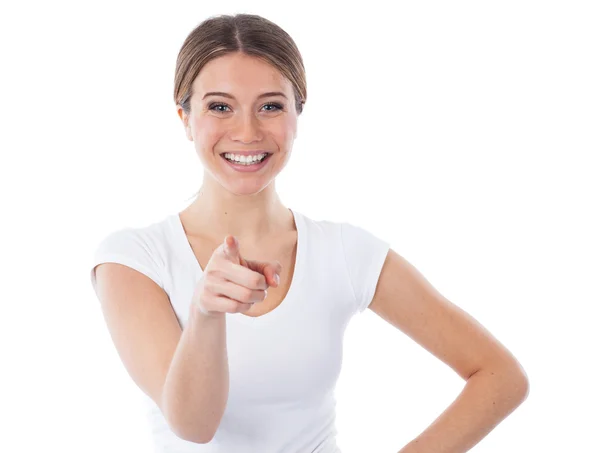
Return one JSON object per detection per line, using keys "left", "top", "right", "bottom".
{"left": 207, "top": 102, "right": 284, "bottom": 113}
{"left": 263, "top": 102, "right": 283, "bottom": 112}
{"left": 208, "top": 102, "right": 231, "bottom": 113}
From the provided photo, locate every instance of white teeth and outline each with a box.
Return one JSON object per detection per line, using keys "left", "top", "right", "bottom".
{"left": 223, "top": 153, "right": 268, "bottom": 164}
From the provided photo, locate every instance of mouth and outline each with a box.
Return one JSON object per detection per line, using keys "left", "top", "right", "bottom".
{"left": 219, "top": 151, "right": 273, "bottom": 156}
{"left": 219, "top": 152, "right": 273, "bottom": 169}
{"left": 220, "top": 152, "right": 272, "bottom": 164}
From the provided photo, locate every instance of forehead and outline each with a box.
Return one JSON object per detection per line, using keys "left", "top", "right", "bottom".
{"left": 193, "top": 53, "right": 291, "bottom": 97}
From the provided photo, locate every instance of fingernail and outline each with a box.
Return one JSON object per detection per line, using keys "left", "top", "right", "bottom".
{"left": 274, "top": 274, "right": 280, "bottom": 285}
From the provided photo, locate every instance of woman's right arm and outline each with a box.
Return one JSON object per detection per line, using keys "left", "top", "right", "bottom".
{"left": 93, "top": 263, "right": 228, "bottom": 444}
{"left": 93, "top": 235, "right": 277, "bottom": 444}
{"left": 162, "top": 301, "right": 229, "bottom": 444}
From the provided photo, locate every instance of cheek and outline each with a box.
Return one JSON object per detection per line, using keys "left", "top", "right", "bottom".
{"left": 271, "top": 116, "right": 297, "bottom": 139}
{"left": 194, "top": 118, "right": 222, "bottom": 143}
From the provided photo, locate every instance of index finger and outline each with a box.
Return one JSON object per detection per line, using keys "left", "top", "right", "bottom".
{"left": 217, "top": 260, "right": 269, "bottom": 290}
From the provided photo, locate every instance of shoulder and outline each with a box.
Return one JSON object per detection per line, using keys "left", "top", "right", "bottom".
{"left": 95, "top": 216, "right": 170, "bottom": 259}
{"left": 293, "top": 210, "right": 341, "bottom": 238}
{"left": 297, "top": 211, "right": 390, "bottom": 314}
{"left": 297, "top": 210, "right": 389, "bottom": 251}
{"left": 90, "top": 215, "right": 174, "bottom": 292}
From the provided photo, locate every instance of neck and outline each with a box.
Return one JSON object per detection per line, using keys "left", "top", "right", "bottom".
{"left": 183, "top": 176, "right": 291, "bottom": 244}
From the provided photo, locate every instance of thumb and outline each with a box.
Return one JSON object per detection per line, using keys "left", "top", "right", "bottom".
{"left": 245, "top": 259, "right": 283, "bottom": 287}
{"left": 222, "top": 235, "right": 242, "bottom": 265}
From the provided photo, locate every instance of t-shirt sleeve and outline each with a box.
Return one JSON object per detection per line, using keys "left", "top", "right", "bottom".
{"left": 340, "top": 222, "right": 391, "bottom": 315}
{"left": 90, "top": 228, "right": 165, "bottom": 296}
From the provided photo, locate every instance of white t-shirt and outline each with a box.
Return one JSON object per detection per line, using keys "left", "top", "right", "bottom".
{"left": 90, "top": 208, "right": 390, "bottom": 453}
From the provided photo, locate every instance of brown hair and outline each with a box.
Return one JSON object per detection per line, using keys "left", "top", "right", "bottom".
{"left": 174, "top": 13, "right": 307, "bottom": 117}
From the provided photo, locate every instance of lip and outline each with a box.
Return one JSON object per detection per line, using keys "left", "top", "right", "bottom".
{"left": 220, "top": 153, "right": 272, "bottom": 172}
{"left": 219, "top": 150, "right": 273, "bottom": 156}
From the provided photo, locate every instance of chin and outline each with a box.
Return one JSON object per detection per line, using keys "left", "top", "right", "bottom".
{"left": 227, "top": 180, "right": 275, "bottom": 196}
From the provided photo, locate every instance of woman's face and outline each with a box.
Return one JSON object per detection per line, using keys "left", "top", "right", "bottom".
{"left": 178, "top": 52, "right": 299, "bottom": 195}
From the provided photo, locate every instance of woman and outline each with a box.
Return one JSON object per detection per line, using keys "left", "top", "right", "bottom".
{"left": 91, "top": 13, "right": 529, "bottom": 453}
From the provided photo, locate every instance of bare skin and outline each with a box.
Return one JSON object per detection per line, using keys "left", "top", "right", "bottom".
{"left": 176, "top": 52, "right": 301, "bottom": 317}
{"left": 180, "top": 216, "right": 297, "bottom": 317}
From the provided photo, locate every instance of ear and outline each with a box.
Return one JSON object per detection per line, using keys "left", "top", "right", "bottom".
{"left": 294, "top": 117, "right": 299, "bottom": 140}
{"left": 177, "top": 105, "right": 193, "bottom": 142}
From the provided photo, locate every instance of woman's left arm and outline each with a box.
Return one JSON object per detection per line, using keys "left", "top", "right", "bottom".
{"left": 367, "top": 249, "right": 529, "bottom": 453}
{"left": 396, "top": 361, "right": 528, "bottom": 453}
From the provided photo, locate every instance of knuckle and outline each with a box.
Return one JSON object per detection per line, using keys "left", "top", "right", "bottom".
{"left": 205, "top": 268, "right": 220, "bottom": 279}
{"left": 252, "top": 274, "right": 264, "bottom": 288}
{"left": 203, "top": 279, "right": 217, "bottom": 294}
{"left": 241, "top": 287, "right": 254, "bottom": 302}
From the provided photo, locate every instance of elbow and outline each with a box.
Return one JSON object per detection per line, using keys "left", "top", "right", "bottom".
{"left": 516, "top": 372, "right": 530, "bottom": 402}
{"left": 174, "top": 431, "right": 211, "bottom": 445}
{"left": 504, "top": 365, "right": 531, "bottom": 405}
{"left": 474, "top": 358, "right": 531, "bottom": 404}
{"left": 164, "top": 413, "right": 216, "bottom": 444}
{"left": 509, "top": 360, "right": 530, "bottom": 402}
{"left": 160, "top": 395, "right": 217, "bottom": 444}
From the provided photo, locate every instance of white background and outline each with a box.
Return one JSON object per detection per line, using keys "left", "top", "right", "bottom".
{"left": 1, "top": 1, "right": 598, "bottom": 452}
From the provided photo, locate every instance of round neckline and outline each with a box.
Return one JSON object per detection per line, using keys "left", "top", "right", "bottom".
{"left": 171, "top": 208, "right": 305, "bottom": 322}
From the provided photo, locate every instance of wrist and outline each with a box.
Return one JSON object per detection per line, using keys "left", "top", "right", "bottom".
{"left": 189, "top": 299, "right": 225, "bottom": 323}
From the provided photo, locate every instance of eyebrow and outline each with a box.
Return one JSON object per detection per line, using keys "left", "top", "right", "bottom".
{"left": 202, "top": 91, "right": 288, "bottom": 100}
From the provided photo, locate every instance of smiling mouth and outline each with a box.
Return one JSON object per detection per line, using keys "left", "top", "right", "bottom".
{"left": 219, "top": 152, "right": 273, "bottom": 156}
{"left": 220, "top": 153, "right": 272, "bottom": 165}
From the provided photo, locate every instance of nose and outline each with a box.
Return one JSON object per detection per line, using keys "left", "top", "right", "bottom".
{"left": 230, "top": 111, "right": 263, "bottom": 143}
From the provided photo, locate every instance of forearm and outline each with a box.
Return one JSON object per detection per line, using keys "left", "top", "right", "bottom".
{"left": 161, "top": 302, "right": 229, "bottom": 444}
{"left": 398, "top": 366, "right": 529, "bottom": 453}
